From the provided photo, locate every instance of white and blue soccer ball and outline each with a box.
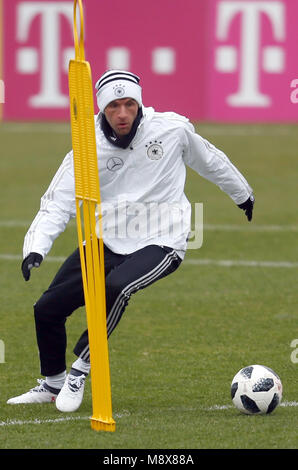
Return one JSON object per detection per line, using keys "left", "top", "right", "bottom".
{"left": 231, "top": 364, "right": 283, "bottom": 415}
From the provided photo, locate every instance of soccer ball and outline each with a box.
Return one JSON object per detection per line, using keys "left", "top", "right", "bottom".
{"left": 231, "top": 364, "right": 283, "bottom": 415}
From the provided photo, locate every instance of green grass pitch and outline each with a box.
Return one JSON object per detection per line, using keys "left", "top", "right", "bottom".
{"left": 0, "top": 121, "right": 297, "bottom": 450}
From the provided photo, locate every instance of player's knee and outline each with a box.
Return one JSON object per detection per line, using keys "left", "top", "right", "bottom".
{"left": 34, "top": 293, "right": 59, "bottom": 323}
{"left": 106, "top": 275, "right": 136, "bottom": 313}
{"left": 106, "top": 276, "right": 126, "bottom": 298}
{"left": 34, "top": 297, "right": 49, "bottom": 322}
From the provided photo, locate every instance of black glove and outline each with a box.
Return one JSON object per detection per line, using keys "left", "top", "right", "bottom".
{"left": 21, "top": 252, "right": 43, "bottom": 281}
{"left": 238, "top": 195, "right": 255, "bottom": 222}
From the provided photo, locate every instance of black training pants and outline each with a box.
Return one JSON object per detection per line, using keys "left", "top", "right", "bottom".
{"left": 34, "top": 244, "right": 182, "bottom": 376}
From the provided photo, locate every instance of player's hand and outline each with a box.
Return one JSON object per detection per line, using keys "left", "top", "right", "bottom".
{"left": 21, "top": 252, "right": 43, "bottom": 281}
{"left": 238, "top": 195, "right": 255, "bottom": 222}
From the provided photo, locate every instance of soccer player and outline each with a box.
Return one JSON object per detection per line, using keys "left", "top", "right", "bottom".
{"left": 7, "top": 70, "right": 254, "bottom": 411}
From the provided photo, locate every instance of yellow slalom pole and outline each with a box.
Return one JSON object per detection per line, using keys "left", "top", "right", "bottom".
{"left": 68, "top": 0, "right": 115, "bottom": 432}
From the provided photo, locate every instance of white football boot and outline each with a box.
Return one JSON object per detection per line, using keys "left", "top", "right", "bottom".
{"left": 55, "top": 373, "right": 86, "bottom": 412}
{"left": 7, "top": 379, "right": 59, "bottom": 404}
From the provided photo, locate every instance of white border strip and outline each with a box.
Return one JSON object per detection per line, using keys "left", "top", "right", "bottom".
{"left": 207, "top": 401, "right": 298, "bottom": 411}
{"left": 1, "top": 123, "right": 296, "bottom": 137}
{"left": 0, "top": 123, "right": 70, "bottom": 134}
{"left": 0, "top": 401, "right": 296, "bottom": 426}
{"left": 0, "top": 220, "right": 76, "bottom": 228}
{"left": 0, "top": 416, "right": 89, "bottom": 427}
{"left": 1, "top": 254, "right": 298, "bottom": 268}
{"left": 184, "top": 259, "right": 298, "bottom": 268}
{"left": 200, "top": 126, "right": 297, "bottom": 136}
{"left": 1, "top": 221, "right": 298, "bottom": 232}
{"left": 0, "top": 410, "right": 130, "bottom": 427}
{"left": 203, "top": 224, "right": 298, "bottom": 233}
{"left": 0, "top": 254, "right": 66, "bottom": 263}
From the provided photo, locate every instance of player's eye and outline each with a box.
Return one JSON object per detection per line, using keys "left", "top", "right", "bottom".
{"left": 126, "top": 100, "right": 136, "bottom": 107}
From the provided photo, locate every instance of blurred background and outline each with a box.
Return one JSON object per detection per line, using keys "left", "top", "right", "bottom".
{"left": 1, "top": 0, "right": 298, "bottom": 122}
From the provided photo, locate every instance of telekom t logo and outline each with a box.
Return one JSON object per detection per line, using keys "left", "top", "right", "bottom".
{"left": 215, "top": 1, "right": 286, "bottom": 107}
{"left": 17, "top": 2, "right": 73, "bottom": 108}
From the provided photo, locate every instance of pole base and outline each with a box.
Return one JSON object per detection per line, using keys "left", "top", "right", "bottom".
{"left": 90, "top": 416, "right": 116, "bottom": 432}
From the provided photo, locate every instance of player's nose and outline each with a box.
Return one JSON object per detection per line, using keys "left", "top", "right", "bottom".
{"left": 118, "top": 105, "right": 128, "bottom": 119}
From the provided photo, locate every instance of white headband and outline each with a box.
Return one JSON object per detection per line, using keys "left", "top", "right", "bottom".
{"left": 95, "top": 70, "right": 142, "bottom": 112}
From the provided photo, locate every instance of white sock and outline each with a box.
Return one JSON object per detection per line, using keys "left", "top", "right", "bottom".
{"left": 71, "top": 357, "right": 91, "bottom": 376}
{"left": 46, "top": 370, "right": 67, "bottom": 390}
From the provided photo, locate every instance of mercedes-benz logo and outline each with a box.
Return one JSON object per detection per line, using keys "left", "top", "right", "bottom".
{"left": 107, "top": 157, "right": 124, "bottom": 171}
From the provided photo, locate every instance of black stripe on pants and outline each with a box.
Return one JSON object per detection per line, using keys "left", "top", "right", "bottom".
{"left": 34, "top": 244, "right": 182, "bottom": 376}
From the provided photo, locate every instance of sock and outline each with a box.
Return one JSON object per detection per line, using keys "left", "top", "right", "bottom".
{"left": 45, "top": 370, "right": 66, "bottom": 392}
{"left": 70, "top": 357, "right": 90, "bottom": 376}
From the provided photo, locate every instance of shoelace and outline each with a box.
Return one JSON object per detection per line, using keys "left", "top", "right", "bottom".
{"left": 31, "top": 379, "right": 47, "bottom": 393}
{"left": 68, "top": 375, "right": 85, "bottom": 393}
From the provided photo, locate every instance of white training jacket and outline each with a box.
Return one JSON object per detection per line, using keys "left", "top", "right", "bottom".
{"left": 23, "top": 106, "right": 253, "bottom": 260}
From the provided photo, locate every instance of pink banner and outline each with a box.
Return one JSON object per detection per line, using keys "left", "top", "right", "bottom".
{"left": 207, "top": 0, "right": 298, "bottom": 121}
{"left": 1, "top": 0, "right": 298, "bottom": 121}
